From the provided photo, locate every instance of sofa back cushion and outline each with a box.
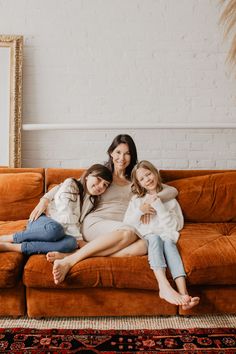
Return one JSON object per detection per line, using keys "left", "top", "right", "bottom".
{"left": 0, "top": 171, "right": 44, "bottom": 221}
{"left": 168, "top": 171, "right": 236, "bottom": 222}
{"left": 46, "top": 168, "right": 85, "bottom": 191}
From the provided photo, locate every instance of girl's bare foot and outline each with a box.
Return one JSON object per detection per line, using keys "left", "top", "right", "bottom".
{"left": 159, "top": 283, "right": 191, "bottom": 306}
{"left": 0, "top": 234, "right": 13, "bottom": 242}
{"left": 182, "top": 296, "right": 200, "bottom": 310}
{"left": 53, "top": 259, "right": 71, "bottom": 284}
{"left": 46, "top": 252, "right": 68, "bottom": 262}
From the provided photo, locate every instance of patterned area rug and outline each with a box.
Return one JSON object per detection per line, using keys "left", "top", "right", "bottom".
{"left": 0, "top": 327, "right": 235, "bottom": 353}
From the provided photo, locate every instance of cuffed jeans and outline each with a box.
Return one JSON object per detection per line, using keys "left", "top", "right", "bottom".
{"left": 144, "top": 233, "right": 186, "bottom": 280}
{"left": 13, "top": 215, "right": 77, "bottom": 255}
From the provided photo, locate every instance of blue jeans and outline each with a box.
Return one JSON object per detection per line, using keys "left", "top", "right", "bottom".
{"left": 13, "top": 215, "right": 77, "bottom": 255}
{"left": 144, "top": 233, "right": 186, "bottom": 280}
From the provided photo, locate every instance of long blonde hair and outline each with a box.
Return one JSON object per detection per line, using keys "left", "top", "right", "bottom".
{"left": 131, "top": 160, "right": 163, "bottom": 197}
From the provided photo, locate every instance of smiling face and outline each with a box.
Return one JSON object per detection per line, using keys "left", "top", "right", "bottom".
{"left": 86, "top": 174, "right": 110, "bottom": 196}
{"left": 136, "top": 167, "right": 158, "bottom": 194}
{"left": 110, "top": 143, "right": 131, "bottom": 173}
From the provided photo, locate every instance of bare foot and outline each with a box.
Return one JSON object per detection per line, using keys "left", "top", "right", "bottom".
{"left": 46, "top": 251, "right": 68, "bottom": 262}
{"left": 159, "top": 283, "right": 191, "bottom": 306}
{"left": 182, "top": 296, "right": 200, "bottom": 310}
{"left": 0, "top": 234, "right": 13, "bottom": 242}
{"left": 53, "top": 259, "right": 71, "bottom": 284}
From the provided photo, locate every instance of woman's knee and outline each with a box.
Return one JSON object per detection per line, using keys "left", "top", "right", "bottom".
{"left": 118, "top": 229, "right": 137, "bottom": 247}
{"left": 119, "top": 239, "right": 147, "bottom": 257}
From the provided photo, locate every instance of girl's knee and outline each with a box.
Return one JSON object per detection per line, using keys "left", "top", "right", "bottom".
{"left": 45, "top": 222, "right": 64, "bottom": 240}
{"left": 147, "top": 234, "right": 161, "bottom": 246}
{"left": 59, "top": 236, "right": 77, "bottom": 252}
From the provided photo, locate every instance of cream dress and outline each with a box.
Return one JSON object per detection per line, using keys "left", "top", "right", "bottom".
{"left": 81, "top": 182, "right": 134, "bottom": 241}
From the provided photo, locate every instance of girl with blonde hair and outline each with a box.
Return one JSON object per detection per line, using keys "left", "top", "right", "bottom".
{"left": 124, "top": 160, "right": 200, "bottom": 310}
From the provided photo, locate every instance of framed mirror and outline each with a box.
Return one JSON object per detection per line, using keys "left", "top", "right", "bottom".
{"left": 0, "top": 35, "right": 23, "bottom": 167}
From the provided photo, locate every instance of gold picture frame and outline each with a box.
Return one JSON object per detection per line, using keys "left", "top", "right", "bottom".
{"left": 0, "top": 35, "right": 23, "bottom": 167}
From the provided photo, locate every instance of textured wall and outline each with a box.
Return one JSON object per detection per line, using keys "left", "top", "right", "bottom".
{"left": 1, "top": 0, "right": 235, "bottom": 168}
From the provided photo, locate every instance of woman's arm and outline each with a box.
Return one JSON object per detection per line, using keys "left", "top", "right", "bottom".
{"left": 157, "top": 184, "right": 178, "bottom": 202}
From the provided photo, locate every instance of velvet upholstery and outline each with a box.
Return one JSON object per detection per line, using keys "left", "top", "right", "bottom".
{"left": 0, "top": 172, "right": 44, "bottom": 221}
{"left": 179, "top": 223, "right": 236, "bottom": 285}
{"left": 169, "top": 172, "right": 236, "bottom": 222}
{"left": 0, "top": 168, "right": 236, "bottom": 317}
{"left": 24, "top": 255, "right": 162, "bottom": 290}
{"left": 0, "top": 168, "right": 44, "bottom": 316}
{"left": 26, "top": 288, "right": 176, "bottom": 317}
{"left": 46, "top": 168, "right": 85, "bottom": 190}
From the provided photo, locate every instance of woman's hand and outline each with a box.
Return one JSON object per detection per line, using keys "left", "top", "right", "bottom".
{"left": 29, "top": 198, "right": 49, "bottom": 221}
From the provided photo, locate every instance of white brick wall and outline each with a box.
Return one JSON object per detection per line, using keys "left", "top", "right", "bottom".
{"left": 1, "top": 0, "right": 236, "bottom": 169}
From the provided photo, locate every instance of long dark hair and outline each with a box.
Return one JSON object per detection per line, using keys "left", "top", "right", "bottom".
{"left": 73, "top": 164, "right": 113, "bottom": 216}
{"left": 105, "top": 134, "right": 138, "bottom": 179}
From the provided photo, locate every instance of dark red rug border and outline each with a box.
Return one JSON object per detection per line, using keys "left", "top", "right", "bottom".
{"left": 0, "top": 326, "right": 235, "bottom": 353}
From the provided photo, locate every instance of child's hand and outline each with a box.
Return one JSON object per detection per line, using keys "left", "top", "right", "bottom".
{"left": 140, "top": 202, "right": 156, "bottom": 215}
{"left": 29, "top": 198, "right": 49, "bottom": 221}
{"left": 140, "top": 213, "right": 151, "bottom": 224}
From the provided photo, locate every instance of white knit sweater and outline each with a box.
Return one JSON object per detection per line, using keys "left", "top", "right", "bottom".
{"left": 123, "top": 194, "right": 184, "bottom": 243}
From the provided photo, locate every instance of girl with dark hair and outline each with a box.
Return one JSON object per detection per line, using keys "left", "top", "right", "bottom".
{"left": 0, "top": 164, "right": 112, "bottom": 255}
{"left": 48, "top": 134, "right": 179, "bottom": 285}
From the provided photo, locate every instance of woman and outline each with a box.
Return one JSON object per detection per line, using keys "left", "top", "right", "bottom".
{"left": 49, "top": 134, "right": 178, "bottom": 284}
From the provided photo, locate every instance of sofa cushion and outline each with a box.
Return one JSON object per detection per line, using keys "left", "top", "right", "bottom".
{"left": 46, "top": 168, "right": 85, "bottom": 191}
{"left": 0, "top": 252, "right": 25, "bottom": 288}
{"left": 0, "top": 220, "right": 28, "bottom": 234}
{"left": 0, "top": 172, "right": 44, "bottom": 221}
{"left": 169, "top": 172, "right": 236, "bottom": 222}
{"left": 0, "top": 220, "right": 27, "bottom": 287}
{"left": 23, "top": 255, "right": 159, "bottom": 290}
{"left": 178, "top": 223, "right": 236, "bottom": 285}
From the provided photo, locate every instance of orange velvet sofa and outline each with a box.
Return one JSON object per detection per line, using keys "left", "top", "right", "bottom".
{"left": 0, "top": 168, "right": 236, "bottom": 317}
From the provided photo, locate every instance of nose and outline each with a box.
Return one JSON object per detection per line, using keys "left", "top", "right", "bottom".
{"left": 98, "top": 182, "right": 105, "bottom": 190}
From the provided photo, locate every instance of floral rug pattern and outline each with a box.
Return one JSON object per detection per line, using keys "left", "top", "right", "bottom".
{"left": 0, "top": 327, "right": 235, "bottom": 353}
